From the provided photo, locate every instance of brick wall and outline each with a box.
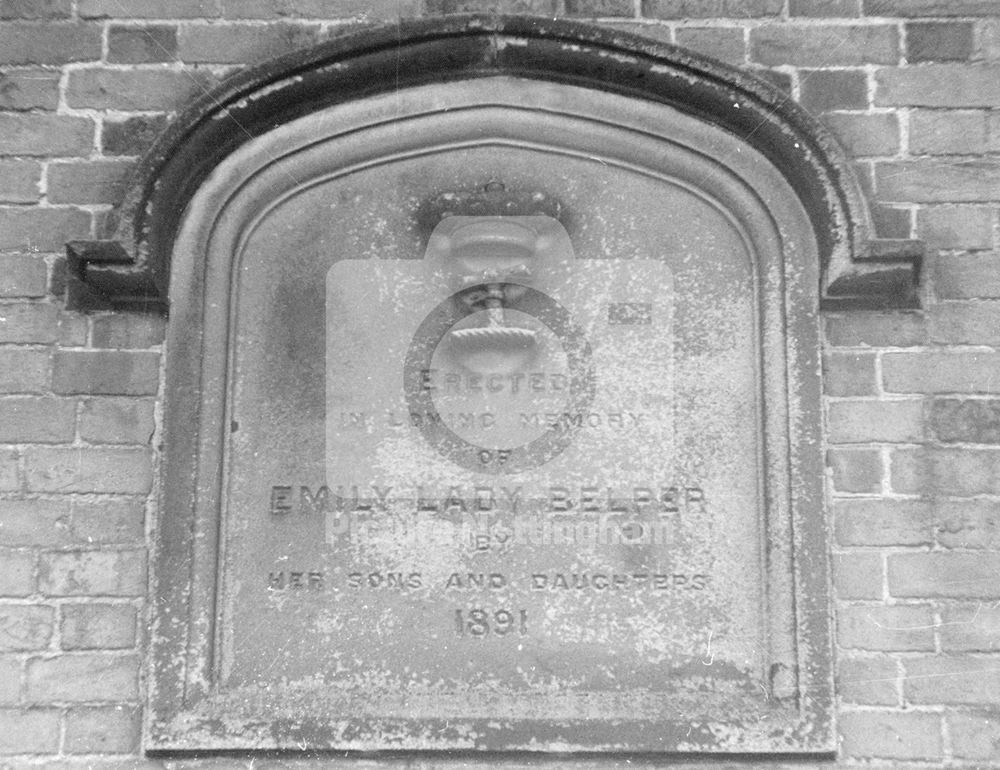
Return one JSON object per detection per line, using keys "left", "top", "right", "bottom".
{"left": 1, "top": 0, "right": 998, "bottom": 766}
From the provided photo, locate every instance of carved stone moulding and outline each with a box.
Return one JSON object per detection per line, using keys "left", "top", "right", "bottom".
{"left": 65, "top": 15, "right": 920, "bottom": 313}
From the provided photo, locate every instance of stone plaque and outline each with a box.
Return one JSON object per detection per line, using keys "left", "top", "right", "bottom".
{"left": 151, "top": 74, "right": 832, "bottom": 753}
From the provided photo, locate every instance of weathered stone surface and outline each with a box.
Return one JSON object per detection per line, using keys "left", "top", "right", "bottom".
{"left": 149, "top": 46, "right": 831, "bottom": 753}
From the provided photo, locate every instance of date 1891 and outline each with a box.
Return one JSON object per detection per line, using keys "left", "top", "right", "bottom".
{"left": 454, "top": 608, "right": 528, "bottom": 637}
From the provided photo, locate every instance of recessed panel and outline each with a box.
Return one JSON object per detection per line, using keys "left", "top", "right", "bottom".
{"left": 218, "top": 147, "right": 766, "bottom": 735}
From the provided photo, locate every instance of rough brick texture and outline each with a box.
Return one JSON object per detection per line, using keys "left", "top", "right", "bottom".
{"left": 751, "top": 24, "right": 898, "bottom": 66}
{"left": 52, "top": 350, "right": 160, "bottom": 396}
{"left": 0, "top": 2, "right": 998, "bottom": 765}
{"left": 907, "top": 22, "right": 974, "bottom": 62}
{"left": 799, "top": 69, "right": 869, "bottom": 113}
{"left": 25, "top": 653, "right": 139, "bottom": 702}
{"left": 107, "top": 24, "right": 179, "bottom": 63}
{"left": 0, "top": 23, "right": 102, "bottom": 65}
{"left": 38, "top": 550, "right": 146, "bottom": 597}
{"left": 60, "top": 604, "right": 137, "bottom": 650}
{"left": 839, "top": 710, "right": 942, "bottom": 760}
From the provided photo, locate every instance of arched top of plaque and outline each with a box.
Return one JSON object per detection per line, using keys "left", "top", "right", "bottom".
{"left": 66, "top": 14, "right": 920, "bottom": 312}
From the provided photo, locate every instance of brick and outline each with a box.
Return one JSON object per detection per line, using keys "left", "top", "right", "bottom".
{"left": 79, "top": 0, "right": 221, "bottom": 16}
{"left": 108, "top": 24, "right": 177, "bottom": 63}
{"left": 0, "top": 207, "right": 91, "bottom": 251}
{"left": 751, "top": 25, "right": 898, "bottom": 66}
{"left": 64, "top": 705, "right": 139, "bottom": 753}
{"left": 948, "top": 711, "right": 1000, "bottom": 760}
{"left": 835, "top": 499, "right": 934, "bottom": 546}
{"left": 0, "top": 160, "right": 41, "bottom": 203}
{"left": 833, "top": 551, "right": 883, "bottom": 600}
{"left": 877, "top": 64, "right": 1000, "bottom": 108}
{"left": 821, "top": 112, "right": 899, "bottom": 157}
{"left": 838, "top": 710, "right": 942, "bottom": 760}
{"left": 889, "top": 552, "right": 1000, "bottom": 599}
{"left": 932, "top": 398, "right": 1000, "bottom": 444}
{"left": 0, "top": 69, "right": 60, "bottom": 110}
{"left": 52, "top": 350, "right": 160, "bottom": 396}
{"left": 60, "top": 604, "right": 136, "bottom": 650}
{"left": 827, "top": 399, "right": 923, "bottom": 444}
{"left": 864, "top": 0, "right": 1000, "bottom": 16}
{"left": 838, "top": 604, "right": 935, "bottom": 651}
{"left": 799, "top": 69, "right": 868, "bottom": 113}
{"left": 223, "top": 0, "right": 420, "bottom": 17}
{"left": 0, "top": 499, "right": 71, "bottom": 547}
{"left": 828, "top": 447, "right": 883, "bottom": 493}
{"left": 675, "top": 27, "right": 745, "bottom": 65}
{"left": 421, "top": 0, "right": 553, "bottom": 12}
{"left": 911, "top": 110, "right": 988, "bottom": 155}
{"left": 883, "top": 351, "right": 1000, "bottom": 393}
{"left": 0, "top": 657, "right": 20, "bottom": 703}
{"left": 933, "top": 253, "right": 1000, "bottom": 299}
{"left": 823, "top": 351, "right": 878, "bottom": 396}
{"left": 563, "top": 0, "right": 634, "bottom": 16}
{"left": 91, "top": 313, "right": 166, "bottom": 348}
{"left": 824, "top": 311, "right": 925, "bottom": 347}
{"left": 917, "top": 204, "right": 993, "bottom": 248}
{"left": 0, "top": 448, "right": 17, "bottom": 491}
{"left": 0, "top": 22, "right": 101, "bottom": 65}
{"left": 0, "top": 605, "right": 53, "bottom": 651}
{"left": 102, "top": 115, "right": 170, "bottom": 157}
{"left": 25, "top": 447, "right": 152, "bottom": 494}
{"left": 936, "top": 499, "right": 1000, "bottom": 549}
{"left": 980, "top": 19, "right": 1000, "bottom": 62}
{"left": 0, "top": 0, "right": 71, "bottom": 18}
{"left": 852, "top": 158, "right": 875, "bottom": 202}
{"left": 990, "top": 112, "right": 1000, "bottom": 151}
{"left": 929, "top": 301, "right": 1000, "bottom": 345}
{"left": 0, "top": 550, "right": 34, "bottom": 596}
{"left": 905, "top": 655, "right": 1000, "bottom": 704}
{"left": 893, "top": 447, "right": 1000, "bottom": 496}
{"left": 178, "top": 20, "right": 321, "bottom": 63}
{"left": 0, "top": 302, "right": 57, "bottom": 343}
{"left": 0, "top": 397, "right": 75, "bottom": 443}
{"left": 871, "top": 204, "right": 912, "bottom": 239}
{"left": 26, "top": 653, "right": 139, "bottom": 702}
{"left": 0, "top": 114, "right": 93, "bottom": 157}
{"left": 70, "top": 498, "right": 145, "bottom": 544}
{"left": 0, "top": 708, "right": 60, "bottom": 753}
{"left": 940, "top": 603, "right": 1000, "bottom": 651}
{"left": 748, "top": 67, "right": 792, "bottom": 94}
{"left": 789, "top": 0, "right": 860, "bottom": 15}
{"left": 80, "top": 398, "right": 155, "bottom": 445}
{"left": 58, "top": 313, "right": 88, "bottom": 347}
{"left": 0, "top": 254, "right": 47, "bottom": 298}
{"left": 913, "top": 13, "right": 966, "bottom": 56}
{"left": 66, "top": 68, "right": 215, "bottom": 111}
{"left": 838, "top": 655, "right": 898, "bottom": 704}
{"left": 38, "top": 550, "right": 146, "bottom": 597}
{"left": 907, "top": 22, "right": 974, "bottom": 63}
{"left": 47, "top": 161, "right": 135, "bottom": 206}
{"left": 0, "top": 349, "right": 49, "bottom": 393}
{"left": 641, "top": 0, "right": 782, "bottom": 18}
{"left": 877, "top": 158, "right": 1000, "bottom": 202}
